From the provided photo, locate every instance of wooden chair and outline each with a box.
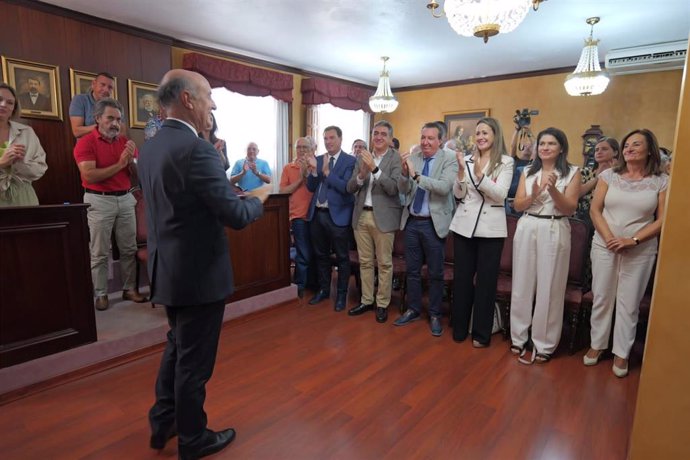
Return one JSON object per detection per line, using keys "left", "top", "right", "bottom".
{"left": 495, "top": 215, "right": 519, "bottom": 339}
{"left": 133, "top": 190, "right": 155, "bottom": 307}
{"left": 561, "top": 217, "right": 593, "bottom": 354}
{"left": 391, "top": 230, "right": 407, "bottom": 312}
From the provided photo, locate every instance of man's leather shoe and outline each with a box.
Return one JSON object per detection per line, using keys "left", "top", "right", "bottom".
{"left": 430, "top": 316, "right": 443, "bottom": 337}
{"left": 149, "top": 425, "right": 177, "bottom": 450}
{"left": 179, "top": 428, "right": 236, "bottom": 460}
{"left": 334, "top": 291, "right": 347, "bottom": 312}
{"left": 308, "top": 290, "right": 330, "bottom": 305}
{"left": 376, "top": 307, "right": 388, "bottom": 323}
{"left": 393, "top": 309, "right": 420, "bottom": 326}
{"left": 95, "top": 295, "right": 109, "bottom": 311}
{"left": 348, "top": 303, "right": 373, "bottom": 316}
{"left": 123, "top": 289, "right": 148, "bottom": 303}
{"left": 297, "top": 286, "right": 305, "bottom": 299}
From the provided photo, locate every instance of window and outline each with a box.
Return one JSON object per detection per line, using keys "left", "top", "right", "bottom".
{"left": 211, "top": 87, "right": 288, "bottom": 189}
{"left": 311, "top": 103, "right": 370, "bottom": 155}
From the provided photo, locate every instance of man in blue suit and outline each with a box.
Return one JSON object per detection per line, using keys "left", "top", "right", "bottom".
{"left": 138, "top": 69, "right": 269, "bottom": 460}
{"left": 306, "top": 126, "right": 356, "bottom": 311}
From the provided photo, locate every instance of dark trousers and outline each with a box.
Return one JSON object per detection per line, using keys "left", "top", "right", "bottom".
{"left": 291, "top": 218, "right": 312, "bottom": 289}
{"left": 310, "top": 209, "right": 350, "bottom": 293}
{"left": 452, "top": 233, "right": 504, "bottom": 344}
{"left": 405, "top": 218, "right": 445, "bottom": 317}
{"left": 149, "top": 300, "right": 226, "bottom": 449}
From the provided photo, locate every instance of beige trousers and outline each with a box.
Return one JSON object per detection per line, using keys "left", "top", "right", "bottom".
{"left": 589, "top": 244, "right": 656, "bottom": 359}
{"left": 83, "top": 192, "right": 138, "bottom": 296}
{"left": 510, "top": 215, "right": 571, "bottom": 355}
{"left": 354, "top": 210, "right": 395, "bottom": 308}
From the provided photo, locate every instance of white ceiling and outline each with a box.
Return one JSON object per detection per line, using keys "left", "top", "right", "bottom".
{"left": 42, "top": 0, "right": 690, "bottom": 88}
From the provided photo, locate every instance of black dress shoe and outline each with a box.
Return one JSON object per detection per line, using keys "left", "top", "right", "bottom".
{"left": 393, "top": 309, "right": 421, "bottom": 326}
{"left": 179, "top": 428, "right": 236, "bottom": 460}
{"left": 150, "top": 425, "right": 177, "bottom": 450}
{"left": 376, "top": 307, "right": 388, "bottom": 323}
{"left": 430, "top": 316, "right": 443, "bottom": 337}
{"left": 334, "top": 291, "right": 347, "bottom": 312}
{"left": 308, "top": 290, "right": 330, "bottom": 305}
{"left": 348, "top": 303, "right": 373, "bottom": 316}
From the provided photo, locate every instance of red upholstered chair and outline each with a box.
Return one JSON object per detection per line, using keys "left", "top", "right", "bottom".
{"left": 495, "top": 215, "right": 518, "bottom": 339}
{"left": 561, "top": 217, "right": 593, "bottom": 353}
{"left": 133, "top": 190, "right": 155, "bottom": 307}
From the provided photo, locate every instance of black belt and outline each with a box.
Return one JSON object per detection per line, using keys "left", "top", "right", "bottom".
{"left": 525, "top": 212, "right": 565, "bottom": 220}
{"left": 363, "top": 206, "right": 374, "bottom": 211}
{"left": 315, "top": 207, "right": 329, "bottom": 212}
{"left": 410, "top": 215, "right": 431, "bottom": 221}
{"left": 85, "top": 188, "right": 130, "bottom": 196}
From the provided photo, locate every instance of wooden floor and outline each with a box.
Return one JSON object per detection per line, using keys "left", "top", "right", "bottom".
{"left": 0, "top": 295, "right": 640, "bottom": 460}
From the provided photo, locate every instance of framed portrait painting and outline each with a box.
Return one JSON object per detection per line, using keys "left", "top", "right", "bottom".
{"left": 444, "top": 109, "right": 490, "bottom": 156}
{"left": 128, "top": 79, "right": 159, "bottom": 129}
{"left": 1, "top": 56, "right": 62, "bottom": 120}
{"left": 70, "top": 69, "right": 118, "bottom": 100}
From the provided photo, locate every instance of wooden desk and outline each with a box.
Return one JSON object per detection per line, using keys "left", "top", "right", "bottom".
{"left": 0, "top": 204, "right": 95, "bottom": 368}
{"left": 226, "top": 193, "right": 291, "bottom": 301}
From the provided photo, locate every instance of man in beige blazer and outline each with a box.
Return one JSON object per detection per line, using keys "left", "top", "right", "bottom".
{"left": 346, "top": 120, "right": 402, "bottom": 323}
{"left": 394, "top": 122, "right": 458, "bottom": 336}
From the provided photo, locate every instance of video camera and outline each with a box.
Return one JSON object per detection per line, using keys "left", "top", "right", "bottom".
{"left": 513, "top": 108, "right": 539, "bottom": 129}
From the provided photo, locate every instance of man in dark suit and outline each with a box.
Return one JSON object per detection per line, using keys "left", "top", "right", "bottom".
{"left": 138, "top": 69, "right": 269, "bottom": 460}
{"left": 18, "top": 76, "right": 51, "bottom": 112}
{"left": 305, "top": 125, "right": 356, "bottom": 311}
{"left": 346, "top": 120, "right": 402, "bottom": 323}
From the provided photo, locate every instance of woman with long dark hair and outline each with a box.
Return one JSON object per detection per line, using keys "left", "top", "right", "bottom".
{"left": 584, "top": 129, "right": 667, "bottom": 377}
{"left": 449, "top": 117, "right": 514, "bottom": 347}
{"left": 509, "top": 127, "right": 581, "bottom": 363}
{"left": 201, "top": 113, "right": 229, "bottom": 170}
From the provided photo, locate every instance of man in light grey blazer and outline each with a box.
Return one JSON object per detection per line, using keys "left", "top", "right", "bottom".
{"left": 394, "top": 122, "right": 458, "bottom": 336}
{"left": 346, "top": 120, "right": 402, "bottom": 323}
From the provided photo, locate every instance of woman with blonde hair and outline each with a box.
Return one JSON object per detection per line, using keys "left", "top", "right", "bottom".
{"left": 450, "top": 117, "right": 514, "bottom": 347}
{"left": 584, "top": 129, "right": 667, "bottom": 377}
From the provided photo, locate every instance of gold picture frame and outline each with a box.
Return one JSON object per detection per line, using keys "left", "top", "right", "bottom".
{"left": 128, "top": 79, "right": 159, "bottom": 129}
{"left": 444, "top": 109, "right": 490, "bottom": 155}
{"left": 1, "top": 56, "right": 62, "bottom": 120}
{"left": 69, "top": 69, "right": 118, "bottom": 100}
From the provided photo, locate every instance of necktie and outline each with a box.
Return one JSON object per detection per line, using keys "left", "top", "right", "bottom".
{"left": 318, "top": 155, "right": 335, "bottom": 204}
{"left": 412, "top": 158, "right": 432, "bottom": 214}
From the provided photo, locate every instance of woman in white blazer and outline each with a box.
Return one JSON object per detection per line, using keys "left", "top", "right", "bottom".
{"left": 449, "top": 117, "right": 514, "bottom": 347}
{"left": 510, "top": 127, "right": 580, "bottom": 364}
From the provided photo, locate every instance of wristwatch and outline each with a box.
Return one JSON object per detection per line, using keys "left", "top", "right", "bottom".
{"left": 413, "top": 173, "right": 420, "bottom": 181}
{"left": 632, "top": 237, "right": 640, "bottom": 245}
{"left": 372, "top": 166, "right": 380, "bottom": 175}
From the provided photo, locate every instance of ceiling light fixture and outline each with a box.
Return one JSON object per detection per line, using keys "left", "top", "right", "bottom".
{"left": 564, "top": 17, "right": 610, "bottom": 97}
{"left": 369, "top": 56, "right": 399, "bottom": 114}
{"left": 426, "top": 0, "right": 547, "bottom": 43}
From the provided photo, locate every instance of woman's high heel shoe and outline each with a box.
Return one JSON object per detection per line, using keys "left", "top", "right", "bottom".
{"left": 612, "top": 359, "right": 629, "bottom": 378}
{"left": 583, "top": 349, "right": 603, "bottom": 366}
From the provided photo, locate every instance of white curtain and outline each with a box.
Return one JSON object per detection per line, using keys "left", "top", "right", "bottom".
{"left": 274, "top": 100, "right": 289, "bottom": 192}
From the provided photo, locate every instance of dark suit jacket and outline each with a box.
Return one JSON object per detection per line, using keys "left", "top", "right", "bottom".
{"left": 306, "top": 151, "right": 356, "bottom": 227}
{"left": 18, "top": 92, "right": 51, "bottom": 112}
{"left": 138, "top": 119, "right": 264, "bottom": 307}
{"left": 346, "top": 148, "right": 402, "bottom": 233}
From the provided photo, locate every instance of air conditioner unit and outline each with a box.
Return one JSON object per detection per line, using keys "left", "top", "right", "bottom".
{"left": 605, "top": 40, "right": 688, "bottom": 75}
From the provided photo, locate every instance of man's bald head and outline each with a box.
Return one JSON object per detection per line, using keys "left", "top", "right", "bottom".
{"left": 157, "top": 69, "right": 215, "bottom": 131}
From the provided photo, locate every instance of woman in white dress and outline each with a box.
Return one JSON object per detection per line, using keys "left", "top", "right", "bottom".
{"left": 583, "top": 129, "right": 668, "bottom": 377}
{"left": 510, "top": 127, "right": 581, "bottom": 363}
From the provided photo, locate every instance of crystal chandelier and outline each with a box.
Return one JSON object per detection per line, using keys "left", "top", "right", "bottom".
{"left": 369, "top": 57, "right": 399, "bottom": 113}
{"left": 426, "top": 0, "right": 547, "bottom": 43}
{"left": 564, "top": 17, "right": 610, "bottom": 96}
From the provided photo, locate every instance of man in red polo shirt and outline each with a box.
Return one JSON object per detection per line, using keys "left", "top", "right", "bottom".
{"left": 74, "top": 98, "right": 147, "bottom": 310}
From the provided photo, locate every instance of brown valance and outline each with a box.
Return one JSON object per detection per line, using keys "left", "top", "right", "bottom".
{"left": 301, "top": 78, "right": 373, "bottom": 113}
{"left": 182, "top": 52, "right": 293, "bottom": 102}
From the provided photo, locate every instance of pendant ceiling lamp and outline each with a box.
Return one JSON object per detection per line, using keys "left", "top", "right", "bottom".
{"left": 426, "top": 0, "right": 547, "bottom": 43}
{"left": 564, "top": 17, "right": 610, "bottom": 96}
{"left": 369, "top": 56, "right": 399, "bottom": 114}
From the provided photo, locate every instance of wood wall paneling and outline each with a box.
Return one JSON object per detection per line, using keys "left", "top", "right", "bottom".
{"left": 0, "top": 205, "right": 95, "bottom": 368}
{"left": 1, "top": 0, "right": 172, "bottom": 205}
